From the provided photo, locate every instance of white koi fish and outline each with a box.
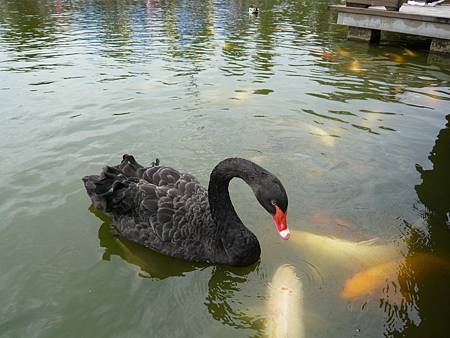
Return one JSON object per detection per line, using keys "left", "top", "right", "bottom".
{"left": 266, "top": 264, "right": 304, "bottom": 338}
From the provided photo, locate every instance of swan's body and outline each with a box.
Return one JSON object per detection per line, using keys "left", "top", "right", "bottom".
{"left": 83, "top": 155, "right": 289, "bottom": 266}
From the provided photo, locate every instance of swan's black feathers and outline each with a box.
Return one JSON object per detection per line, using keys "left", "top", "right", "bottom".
{"left": 83, "top": 155, "right": 216, "bottom": 263}
{"left": 83, "top": 155, "right": 287, "bottom": 266}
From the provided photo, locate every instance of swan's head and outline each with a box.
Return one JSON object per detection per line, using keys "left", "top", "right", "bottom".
{"left": 255, "top": 176, "right": 289, "bottom": 240}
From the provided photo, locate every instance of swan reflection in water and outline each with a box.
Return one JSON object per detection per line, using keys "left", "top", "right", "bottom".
{"left": 98, "top": 218, "right": 304, "bottom": 338}
{"left": 92, "top": 206, "right": 265, "bottom": 334}
{"left": 93, "top": 205, "right": 198, "bottom": 279}
{"left": 98, "top": 222, "right": 199, "bottom": 279}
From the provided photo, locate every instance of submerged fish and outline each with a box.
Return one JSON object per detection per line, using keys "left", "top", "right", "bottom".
{"left": 349, "top": 58, "right": 365, "bottom": 73}
{"left": 142, "top": 83, "right": 154, "bottom": 91}
{"left": 313, "top": 49, "right": 336, "bottom": 61}
{"left": 230, "top": 89, "right": 250, "bottom": 102}
{"left": 309, "top": 212, "right": 377, "bottom": 240}
{"left": 341, "top": 253, "right": 450, "bottom": 301}
{"left": 289, "top": 230, "right": 399, "bottom": 267}
{"left": 336, "top": 48, "right": 351, "bottom": 58}
{"left": 402, "top": 47, "right": 417, "bottom": 57}
{"left": 385, "top": 53, "right": 405, "bottom": 64}
{"left": 298, "top": 122, "right": 337, "bottom": 147}
{"left": 311, "top": 212, "right": 357, "bottom": 230}
{"left": 266, "top": 265, "right": 304, "bottom": 338}
{"left": 249, "top": 154, "right": 271, "bottom": 165}
{"left": 340, "top": 259, "right": 400, "bottom": 300}
{"left": 222, "top": 41, "right": 232, "bottom": 51}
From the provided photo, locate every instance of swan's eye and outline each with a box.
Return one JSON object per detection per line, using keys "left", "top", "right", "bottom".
{"left": 271, "top": 200, "right": 277, "bottom": 207}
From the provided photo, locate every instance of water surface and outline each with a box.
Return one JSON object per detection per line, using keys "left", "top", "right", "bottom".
{"left": 1, "top": 0, "right": 449, "bottom": 337}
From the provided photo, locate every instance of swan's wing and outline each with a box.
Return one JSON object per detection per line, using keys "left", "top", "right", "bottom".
{"left": 141, "top": 165, "right": 200, "bottom": 187}
{"left": 120, "top": 177, "right": 214, "bottom": 259}
{"left": 113, "top": 154, "right": 146, "bottom": 178}
{"left": 84, "top": 164, "right": 214, "bottom": 259}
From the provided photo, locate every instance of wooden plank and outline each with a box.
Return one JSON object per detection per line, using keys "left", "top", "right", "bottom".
{"left": 346, "top": 0, "right": 402, "bottom": 10}
{"left": 334, "top": 8, "right": 450, "bottom": 39}
{"left": 400, "top": 4, "right": 450, "bottom": 19}
{"left": 329, "top": 4, "right": 450, "bottom": 23}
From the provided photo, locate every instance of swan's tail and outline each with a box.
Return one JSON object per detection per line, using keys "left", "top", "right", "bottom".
{"left": 82, "top": 165, "right": 136, "bottom": 213}
{"left": 82, "top": 174, "right": 106, "bottom": 212}
{"left": 113, "top": 154, "right": 146, "bottom": 178}
{"left": 82, "top": 154, "right": 159, "bottom": 213}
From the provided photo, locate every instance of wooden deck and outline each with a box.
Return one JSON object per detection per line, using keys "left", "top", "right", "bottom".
{"left": 400, "top": 3, "right": 450, "bottom": 18}
{"left": 329, "top": 4, "right": 450, "bottom": 52}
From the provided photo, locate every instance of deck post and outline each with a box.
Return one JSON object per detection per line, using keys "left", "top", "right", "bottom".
{"left": 348, "top": 26, "right": 381, "bottom": 43}
{"left": 430, "top": 38, "right": 450, "bottom": 54}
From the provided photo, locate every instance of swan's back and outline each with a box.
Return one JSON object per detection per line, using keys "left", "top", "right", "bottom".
{"left": 83, "top": 155, "right": 216, "bottom": 262}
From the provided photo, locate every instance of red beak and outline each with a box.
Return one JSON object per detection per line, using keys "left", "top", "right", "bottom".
{"left": 273, "top": 205, "right": 290, "bottom": 240}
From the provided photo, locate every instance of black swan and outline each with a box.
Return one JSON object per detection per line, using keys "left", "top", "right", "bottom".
{"left": 82, "top": 155, "right": 289, "bottom": 266}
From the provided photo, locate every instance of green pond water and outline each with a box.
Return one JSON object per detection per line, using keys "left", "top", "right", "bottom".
{"left": 1, "top": 0, "right": 449, "bottom": 337}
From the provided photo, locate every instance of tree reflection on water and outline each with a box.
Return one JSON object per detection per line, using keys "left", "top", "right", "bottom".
{"left": 385, "top": 115, "right": 450, "bottom": 338}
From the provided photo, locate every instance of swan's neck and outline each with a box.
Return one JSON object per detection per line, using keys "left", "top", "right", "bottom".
{"left": 208, "top": 158, "right": 262, "bottom": 265}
